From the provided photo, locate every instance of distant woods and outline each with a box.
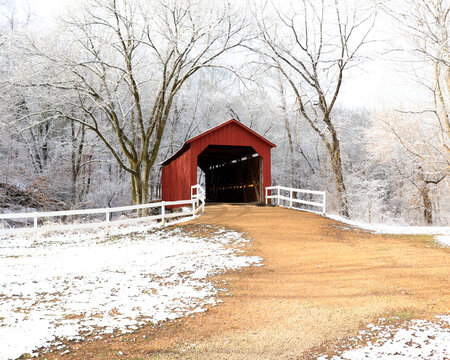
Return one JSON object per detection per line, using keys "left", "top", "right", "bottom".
{"left": 0, "top": 0, "right": 448, "bottom": 225}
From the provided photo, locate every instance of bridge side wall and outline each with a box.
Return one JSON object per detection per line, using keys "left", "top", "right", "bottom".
{"left": 161, "top": 145, "right": 193, "bottom": 204}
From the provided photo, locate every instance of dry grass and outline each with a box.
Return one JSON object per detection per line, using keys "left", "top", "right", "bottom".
{"left": 37, "top": 205, "right": 449, "bottom": 359}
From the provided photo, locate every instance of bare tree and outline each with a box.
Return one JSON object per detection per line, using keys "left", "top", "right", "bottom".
{"left": 378, "top": 0, "right": 450, "bottom": 224}
{"left": 389, "top": 0, "right": 449, "bottom": 154}
{"left": 253, "top": 0, "right": 376, "bottom": 217}
{"left": 23, "top": 0, "right": 248, "bottom": 206}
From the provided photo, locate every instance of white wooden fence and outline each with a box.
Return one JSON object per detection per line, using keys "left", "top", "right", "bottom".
{"left": 0, "top": 185, "right": 205, "bottom": 234}
{"left": 265, "top": 185, "right": 326, "bottom": 214}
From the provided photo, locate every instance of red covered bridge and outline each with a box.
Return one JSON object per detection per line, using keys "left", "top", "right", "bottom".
{"left": 161, "top": 119, "right": 275, "bottom": 204}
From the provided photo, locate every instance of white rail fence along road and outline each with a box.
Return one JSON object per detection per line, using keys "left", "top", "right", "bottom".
{"left": 265, "top": 185, "right": 326, "bottom": 214}
{"left": 0, "top": 185, "right": 205, "bottom": 234}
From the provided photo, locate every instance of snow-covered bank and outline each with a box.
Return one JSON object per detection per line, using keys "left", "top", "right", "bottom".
{"left": 326, "top": 214, "right": 450, "bottom": 247}
{"left": 0, "top": 224, "right": 262, "bottom": 360}
{"left": 317, "top": 315, "right": 450, "bottom": 360}
{"left": 327, "top": 214, "right": 450, "bottom": 235}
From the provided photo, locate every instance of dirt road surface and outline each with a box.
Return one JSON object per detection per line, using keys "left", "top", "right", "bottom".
{"left": 41, "top": 204, "right": 449, "bottom": 359}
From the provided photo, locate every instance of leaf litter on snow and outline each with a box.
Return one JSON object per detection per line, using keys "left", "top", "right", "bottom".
{"left": 0, "top": 223, "right": 262, "bottom": 359}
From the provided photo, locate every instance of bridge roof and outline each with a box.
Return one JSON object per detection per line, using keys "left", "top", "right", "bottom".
{"left": 160, "top": 119, "right": 275, "bottom": 167}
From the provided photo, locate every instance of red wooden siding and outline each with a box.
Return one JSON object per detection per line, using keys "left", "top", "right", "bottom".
{"left": 161, "top": 144, "right": 193, "bottom": 204}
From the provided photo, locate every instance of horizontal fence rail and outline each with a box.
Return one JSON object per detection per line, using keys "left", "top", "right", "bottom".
{"left": 0, "top": 185, "right": 206, "bottom": 235}
{"left": 265, "top": 185, "right": 326, "bottom": 214}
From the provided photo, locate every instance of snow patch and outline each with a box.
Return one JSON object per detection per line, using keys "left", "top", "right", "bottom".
{"left": 326, "top": 214, "right": 450, "bottom": 236}
{"left": 317, "top": 316, "right": 450, "bottom": 360}
{"left": 0, "top": 224, "right": 262, "bottom": 359}
{"left": 435, "top": 235, "right": 450, "bottom": 247}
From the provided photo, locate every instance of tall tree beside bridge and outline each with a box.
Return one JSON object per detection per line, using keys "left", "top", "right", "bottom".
{"left": 253, "top": 0, "right": 376, "bottom": 217}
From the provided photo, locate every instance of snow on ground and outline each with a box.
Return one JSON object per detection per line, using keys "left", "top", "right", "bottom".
{"left": 326, "top": 214, "right": 450, "bottom": 235}
{"left": 317, "top": 315, "right": 450, "bottom": 360}
{"left": 435, "top": 235, "right": 450, "bottom": 247}
{"left": 0, "top": 223, "right": 262, "bottom": 360}
{"left": 326, "top": 214, "right": 450, "bottom": 247}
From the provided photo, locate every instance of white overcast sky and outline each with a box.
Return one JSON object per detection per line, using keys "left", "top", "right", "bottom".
{"left": 12, "top": 0, "right": 424, "bottom": 111}
{"left": 22, "top": 0, "right": 68, "bottom": 20}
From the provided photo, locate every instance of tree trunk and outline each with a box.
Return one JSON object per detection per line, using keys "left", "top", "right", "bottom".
{"left": 278, "top": 73, "right": 296, "bottom": 187}
{"left": 130, "top": 162, "right": 152, "bottom": 216}
{"left": 421, "top": 185, "right": 433, "bottom": 225}
{"left": 70, "top": 120, "right": 85, "bottom": 207}
{"left": 418, "top": 169, "right": 433, "bottom": 225}
{"left": 328, "top": 135, "right": 349, "bottom": 218}
{"left": 131, "top": 172, "right": 141, "bottom": 205}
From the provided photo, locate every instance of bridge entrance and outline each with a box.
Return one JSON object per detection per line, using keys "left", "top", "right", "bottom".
{"left": 197, "top": 145, "right": 263, "bottom": 203}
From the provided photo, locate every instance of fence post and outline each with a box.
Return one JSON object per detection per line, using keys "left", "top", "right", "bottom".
{"left": 33, "top": 215, "right": 37, "bottom": 229}
{"left": 289, "top": 190, "right": 293, "bottom": 208}
{"left": 277, "top": 187, "right": 280, "bottom": 206}
{"left": 322, "top": 192, "right": 326, "bottom": 214}
{"left": 106, "top": 210, "right": 110, "bottom": 224}
{"left": 161, "top": 201, "right": 165, "bottom": 226}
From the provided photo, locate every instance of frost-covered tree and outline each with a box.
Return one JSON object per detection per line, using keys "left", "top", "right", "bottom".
{"left": 252, "top": 0, "right": 376, "bottom": 217}
{"left": 374, "top": 0, "right": 450, "bottom": 224}
{"left": 19, "top": 0, "right": 249, "bottom": 206}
